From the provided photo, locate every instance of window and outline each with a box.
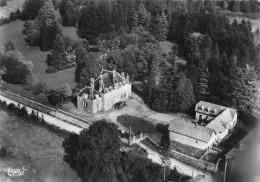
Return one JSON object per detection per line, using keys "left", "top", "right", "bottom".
{"left": 199, "top": 114, "right": 202, "bottom": 120}
{"left": 124, "top": 93, "right": 126, "bottom": 98}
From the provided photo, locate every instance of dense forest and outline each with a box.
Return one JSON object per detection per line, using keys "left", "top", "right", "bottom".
{"left": 19, "top": 0, "right": 260, "bottom": 115}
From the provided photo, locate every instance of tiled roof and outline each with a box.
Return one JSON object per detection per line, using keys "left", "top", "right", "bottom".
{"left": 195, "top": 101, "right": 237, "bottom": 121}
{"left": 206, "top": 109, "right": 233, "bottom": 133}
{"left": 168, "top": 119, "right": 215, "bottom": 143}
{"left": 195, "top": 101, "right": 227, "bottom": 116}
{"left": 77, "top": 69, "right": 130, "bottom": 99}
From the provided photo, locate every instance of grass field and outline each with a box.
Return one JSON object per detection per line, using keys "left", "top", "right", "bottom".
{"left": 0, "top": 20, "right": 77, "bottom": 90}
{"left": 0, "top": 0, "right": 25, "bottom": 18}
{"left": 0, "top": 108, "right": 80, "bottom": 182}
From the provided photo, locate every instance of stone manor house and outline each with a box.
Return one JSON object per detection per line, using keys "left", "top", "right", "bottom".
{"left": 76, "top": 69, "right": 132, "bottom": 113}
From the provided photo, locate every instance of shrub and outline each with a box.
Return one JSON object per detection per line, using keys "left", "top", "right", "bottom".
{"left": 17, "top": 106, "right": 28, "bottom": 116}
{"left": 33, "top": 82, "right": 47, "bottom": 95}
{"left": 0, "top": 147, "right": 7, "bottom": 158}
{"left": 47, "top": 90, "right": 64, "bottom": 105}
{"left": 6, "top": 103, "right": 17, "bottom": 110}
{"left": 59, "top": 83, "right": 72, "bottom": 98}
{"left": 45, "top": 66, "right": 58, "bottom": 74}
{"left": 0, "top": 100, "right": 7, "bottom": 108}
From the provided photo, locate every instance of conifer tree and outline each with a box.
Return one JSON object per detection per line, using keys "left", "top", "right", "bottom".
{"left": 78, "top": 1, "right": 99, "bottom": 43}
{"left": 240, "top": 0, "right": 251, "bottom": 13}
{"left": 158, "top": 11, "right": 168, "bottom": 41}
{"left": 59, "top": 0, "right": 69, "bottom": 16}
{"left": 229, "top": 0, "right": 240, "bottom": 12}
{"left": 137, "top": 1, "right": 149, "bottom": 28}
{"left": 129, "top": 11, "right": 139, "bottom": 30}
{"left": 40, "top": 20, "right": 62, "bottom": 51}
{"left": 75, "top": 53, "right": 102, "bottom": 85}
{"left": 21, "top": 0, "right": 44, "bottom": 20}
{"left": 46, "top": 34, "right": 66, "bottom": 69}
{"left": 35, "top": 0, "right": 56, "bottom": 27}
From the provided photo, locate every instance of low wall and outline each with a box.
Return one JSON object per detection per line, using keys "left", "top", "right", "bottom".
{"left": 0, "top": 91, "right": 90, "bottom": 134}
{"left": 170, "top": 150, "right": 218, "bottom": 173}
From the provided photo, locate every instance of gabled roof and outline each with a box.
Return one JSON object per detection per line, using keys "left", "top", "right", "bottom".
{"left": 168, "top": 119, "right": 215, "bottom": 143}
{"left": 195, "top": 101, "right": 227, "bottom": 116}
{"left": 195, "top": 101, "right": 237, "bottom": 121}
{"left": 206, "top": 108, "right": 233, "bottom": 133}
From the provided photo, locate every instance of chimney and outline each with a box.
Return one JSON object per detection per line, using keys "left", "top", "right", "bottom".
{"left": 99, "top": 79, "right": 103, "bottom": 92}
{"left": 126, "top": 74, "right": 129, "bottom": 82}
{"left": 90, "top": 78, "right": 94, "bottom": 100}
{"left": 112, "top": 69, "right": 116, "bottom": 88}
{"left": 121, "top": 72, "right": 125, "bottom": 78}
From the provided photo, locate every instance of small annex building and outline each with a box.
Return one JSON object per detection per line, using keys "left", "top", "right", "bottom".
{"left": 169, "top": 101, "right": 238, "bottom": 151}
{"left": 76, "top": 69, "right": 131, "bottom": 113}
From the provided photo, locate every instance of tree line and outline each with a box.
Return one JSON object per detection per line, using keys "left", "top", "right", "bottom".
{"left": 19, "top": 0, "right": 260, "bottom": 114}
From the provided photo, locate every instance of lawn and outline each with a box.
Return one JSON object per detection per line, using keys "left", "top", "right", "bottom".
{"left": 0, "top": 0, "right": 25, "bottom": 18}
{"left": 0, "top": 108, "right": 81, "bottom": 182}
{"left": 0, "top": 20, "right": 77, "bottom": 90}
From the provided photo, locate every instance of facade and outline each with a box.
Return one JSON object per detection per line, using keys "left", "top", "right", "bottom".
{"left": 76, "top": 69, "right": 131, "bottom": 113}
{"left": 169, "top": 119, "right": 216, "bottom": 151}
{"left": 168, "top": 101, "right": 238, "bottom": 151}
{"left": 195, "top": 101, "right": 238, "bottom": 143}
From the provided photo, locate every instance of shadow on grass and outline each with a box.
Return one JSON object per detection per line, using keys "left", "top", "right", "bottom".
{"left": 62, "top": 134, "right": 82, "bottom": 177}
{"left": 117, "top": 115, "right": 157, "bottom": 134}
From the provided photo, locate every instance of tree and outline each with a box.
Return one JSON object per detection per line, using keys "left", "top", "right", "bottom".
{"left": 240, "top": 0, "right": 251, "bottom": 13}
{"left": 47, "top": 90, "right": 63, "bottom": 105}
{"left": 137, "top": 1, "right": 150, "bottom": 28}
{"left": 0, "top": 49, "right": 31, "bottom": 84}
{"left": 75, "top": 53, "right": 102, "bottom": 85}
{"left": 78, "top": 1, "right": 99, "bottom": 43}
{"left": 161, "top": 130, "right": 170, "bottom": 151}
{"left": 228, "top": 0, "right": 240, "bottom": 12}
{"left": 76, "top": 120, "right": 121, "bottom": 182}
{"left": 46, "top": 34, "right": 67, "bottom": 69}
{"left": 35, "top": 0, "right": 56, "bottom": 27}
{"left": 21, "top": 0, "right": 44, "bottom": 20}
{"left": 59, "top": 83, "right": 72, "bottom": 98}
{"left": 59, "top": 0, "right": 69, "bottom": 16}
{"left": 250, "top": 0, "right": 260, "bottom": 13}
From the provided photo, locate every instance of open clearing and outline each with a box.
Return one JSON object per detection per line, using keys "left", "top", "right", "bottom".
{"left": 63, "top": 92, "right": 193, "bottom": 134}
{"left": 228, "top": 16, "right": 260, "bottom": 32}
{"left": 0, "top": 108, "right": 80, "bottom": 182}
{"left": 0, "top": 20, "right": 77, "bottom": 90}
{"left": 0, "top": 0, "right": 25, "bottom": 18}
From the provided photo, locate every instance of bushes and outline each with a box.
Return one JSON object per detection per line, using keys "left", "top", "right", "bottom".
{"left": 32, "top": 82, "right": 47, "bottom": 95}
{"left": 47, "top": 90, "right": 64, "bottom": 105}
{"left": 45, "top": 66, "right": 58, "bottom": 74}
{"left": 0, "top": 147, "right": 7, "bottom": 158}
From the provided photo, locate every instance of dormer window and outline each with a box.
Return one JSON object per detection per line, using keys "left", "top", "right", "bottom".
{"left": 199, "top": 106, "right": 204, "bottom": 110}
{"left": 204, "top": 107, "right": 210, "bottom": 112}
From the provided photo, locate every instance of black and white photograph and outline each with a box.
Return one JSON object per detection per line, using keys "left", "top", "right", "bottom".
{"left": 0, "top": 0, "right": 260, "bottom": 182}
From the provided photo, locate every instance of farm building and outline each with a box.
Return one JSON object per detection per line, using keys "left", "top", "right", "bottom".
{"left": 169, "top": 101, "right": 238, "bottom": 151}
{"left": 76, "top": 69, "right": 132, "bottom": 113}
{"left": 195, "top": 101, "right": 237, "bottom": 142}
